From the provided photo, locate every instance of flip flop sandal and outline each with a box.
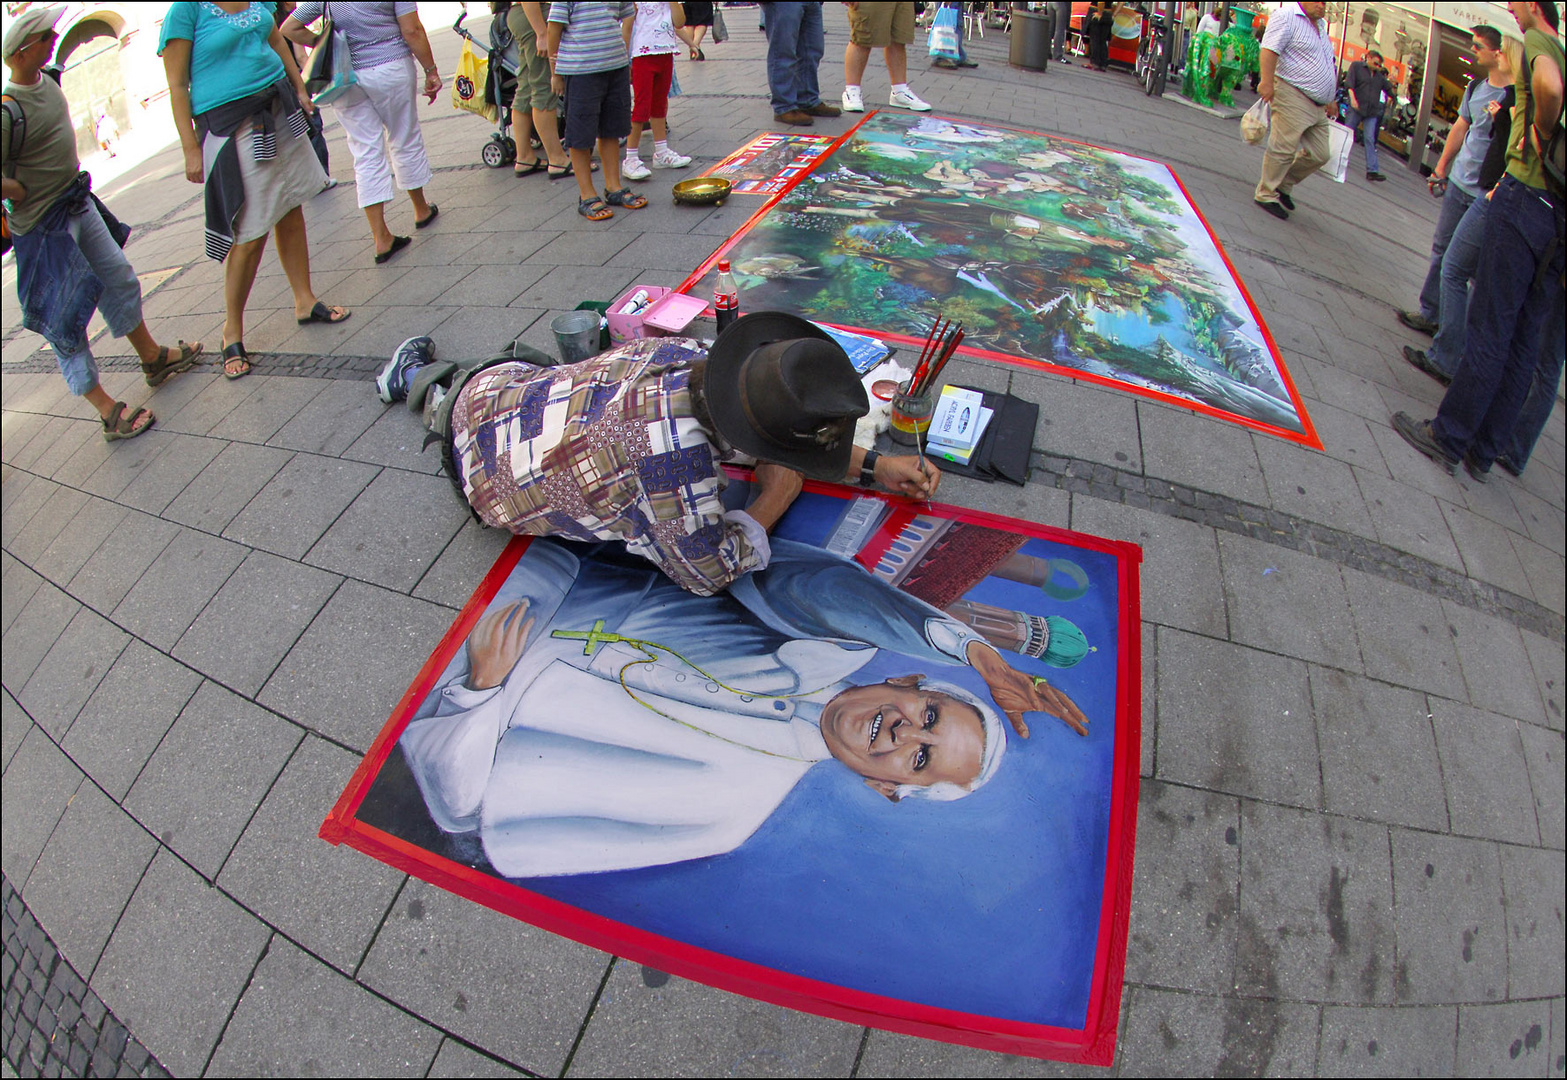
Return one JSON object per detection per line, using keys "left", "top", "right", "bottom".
{"left": 415, "top": 205, "right": 440, "bottom": 228}
{"left": 515, "top": 159, "right": 546, "bottom": 176}
{"left": 374, "top": 235, "right": 412, "bottom": 264}
{"left": 578, "top": 197, "right": 614, "bottom": 221}
{"left": 102, "top": 401, "right": 155, "bottom": 442}
{"left": 141, "top": 340, "right": 204, "bottom": 386}
{"left": 604, "top": 188, "right": 647, "bottom": 209}
{"left": 297, "top": 300, "right": 353, "bottom": 325}
{"left": 221, "top": 341, "right": 252, "bottom": 380}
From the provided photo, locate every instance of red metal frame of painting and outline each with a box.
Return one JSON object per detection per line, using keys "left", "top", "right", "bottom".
{"left": 322, "top": 476, "right": 1143, "bottom": 1064}
{"left": 677, "top": 112, "right": 1321, "bottom": 450}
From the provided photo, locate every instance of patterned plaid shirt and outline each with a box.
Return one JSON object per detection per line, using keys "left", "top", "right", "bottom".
{"left": 451, "top": 336, "right": 769, "bottom": 596}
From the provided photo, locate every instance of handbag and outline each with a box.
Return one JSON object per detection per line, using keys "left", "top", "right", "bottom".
{"left": 711, "top": 6, "right": 729, "bottom": 44}
{"left": 303, "top": 3, "right": 357, "bottom": 105}
{"left": 928, "top": 5, "right": 961, "bottom": 61}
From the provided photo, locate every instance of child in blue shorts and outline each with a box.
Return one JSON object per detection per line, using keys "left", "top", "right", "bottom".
{"left": 548, "top": 1, "right": 647, "bottom": 221}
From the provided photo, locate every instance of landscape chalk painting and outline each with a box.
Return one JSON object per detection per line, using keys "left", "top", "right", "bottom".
{"left": 683, "top": 112, "right": 1318, "bottom": 446}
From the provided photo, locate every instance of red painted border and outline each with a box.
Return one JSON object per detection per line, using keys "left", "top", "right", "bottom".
{"left": 322, "top": 478, "right": 1143, "bottom": 1064}
{"left": 673, "top": 112, "right": 1321, "bottom": 450}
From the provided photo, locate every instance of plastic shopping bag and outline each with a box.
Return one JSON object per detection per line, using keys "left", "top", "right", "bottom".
{"left": 1240, "top": 98, "right": 1270, "bottom": 144}
{"left": 452, "top": 40, "right": 497, "bottom": 122}
{"left": 1325, "top": 120, "right": 1354, "bottom": 183}
{"left": 928, "top": 4, "right": 961, "bottom": 61}
{"left": 711, "top": 6, "right": 729, "bottom": 43}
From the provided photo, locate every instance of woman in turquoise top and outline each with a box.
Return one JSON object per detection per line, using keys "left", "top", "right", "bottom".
{"left": 161, "top": 0, "right": 350, "bottom": 379}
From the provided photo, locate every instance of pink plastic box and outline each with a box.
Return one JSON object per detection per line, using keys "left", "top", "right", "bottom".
{"left": 606, "top": 285, "right": 671, "bottom": 344}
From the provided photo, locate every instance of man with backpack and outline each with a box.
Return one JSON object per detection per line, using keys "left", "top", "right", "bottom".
{"left": 1394, "top": 0, "right": 1564, "bottom": 483}
{"left": 3, "top": 6, "right": 204, "bottom": 441}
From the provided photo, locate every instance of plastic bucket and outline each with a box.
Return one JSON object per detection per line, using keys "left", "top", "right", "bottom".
{"left": 551, "top": 310, "right": 602, "bottom": 364}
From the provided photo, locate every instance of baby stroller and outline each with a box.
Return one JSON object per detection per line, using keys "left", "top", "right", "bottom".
{"left": 453, "top": 9, "right": 521, "bottom": 167}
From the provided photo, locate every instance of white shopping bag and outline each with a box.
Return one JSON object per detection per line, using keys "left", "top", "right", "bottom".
{"left": 1325, "top": 120, "right": 1354, "bottom": 183}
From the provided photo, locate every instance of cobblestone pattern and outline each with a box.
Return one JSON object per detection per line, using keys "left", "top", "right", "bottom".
{"left": 3, "top": 342, "right": 1558, "bottom": 646}
{"left": 0, "top": 352, "right": 385, "bottom": 381}
{"left": 1032, "top": 452, "right": 1566, "bottom": 644}
{"left": 1, "top": 878, "right": 168, "bottom": 1080}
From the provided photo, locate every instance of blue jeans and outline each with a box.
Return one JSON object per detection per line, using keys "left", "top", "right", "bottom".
{"left": 1502, "top": 289, "right": 1565, "bottom": 470}
{"left": 1416, "top": 181, "right": 1475, "bottom": 322}
{"left": 1433, "top": 176, "right": 1567, "bottom": 466}
{"left": 761, "top": 1, "right": 825, "bottom": 115}
{"left": 1427, "top": 192, "right": 1489, "bottom": 379}
{"left": 12, "top": 195, "right": 144, "bottom": 396}
{"left": 1348, "top": 110, "right": 1381, "bottom": 173}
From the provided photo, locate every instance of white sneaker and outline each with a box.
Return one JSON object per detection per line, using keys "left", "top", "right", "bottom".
{"left": 889, "top": 86, "right": 931, "bottom": 111}
{"left": 652, "top": 147, "right": 692, "bottom": 169}
{"left": 622, "top": 156, "right": 651, "bottom": 181}
{"left": 841, "top": 85, "right": 865, "bottom": 112}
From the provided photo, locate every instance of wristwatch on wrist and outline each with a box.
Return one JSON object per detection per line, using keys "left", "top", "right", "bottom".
{"left": 858, "top": 450, "right": 880, "bottom": 487}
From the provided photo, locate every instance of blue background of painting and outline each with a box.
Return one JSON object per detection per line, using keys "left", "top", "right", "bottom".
{"left": 512, "top": 491, "right": 1126, "bottom": 1029}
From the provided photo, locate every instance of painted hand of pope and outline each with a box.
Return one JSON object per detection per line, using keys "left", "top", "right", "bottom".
{"left": 466, "top": 600, "right": 535, "bottom": 690}
{"left": 966, "top": 640, "right": 1090, "bottom": 738}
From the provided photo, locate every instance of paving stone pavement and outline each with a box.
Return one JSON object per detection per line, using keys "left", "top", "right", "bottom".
{"left": 3, "top": 6, "right": 1563, "bottom": 1077}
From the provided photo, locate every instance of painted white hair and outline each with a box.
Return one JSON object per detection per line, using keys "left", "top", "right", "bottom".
{"left": 892, "top": 679, "right": 1008, "bottom": 802}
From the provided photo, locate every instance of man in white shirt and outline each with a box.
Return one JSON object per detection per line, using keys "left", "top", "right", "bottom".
{"left": 399, "top": 536, "right": 1088, "bottom": 878}
{"left": 1253, "top": 0, "right": 1339, "bottom": 219}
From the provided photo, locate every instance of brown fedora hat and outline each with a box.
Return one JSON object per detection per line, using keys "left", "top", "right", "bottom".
{"left": 704, "top": 312, "right": 869, "bottom": 480}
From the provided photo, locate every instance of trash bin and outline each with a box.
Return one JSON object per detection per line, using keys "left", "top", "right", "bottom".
{"left": 1009, "top": 6, "right": 1051, "bottom": 71}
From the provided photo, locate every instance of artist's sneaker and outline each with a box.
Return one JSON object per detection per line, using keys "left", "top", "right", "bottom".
{"left": 652, "top": 147, "right": 692, "bottom": 169}
{"left": 841, "top": 85, "right": 865, "bottom": 112}
{"left": 889, "top": 86, "right": 932, "bottom": 111}
{"left": 377, "top": 335, "right": 433, "bottom": 403}
{"left": 621, "top": 156, "right": 651, "bottom": 180}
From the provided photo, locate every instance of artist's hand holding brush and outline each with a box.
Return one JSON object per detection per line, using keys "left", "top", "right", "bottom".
{"left": 877, "top": 454, "right": 942, "bottom": 500}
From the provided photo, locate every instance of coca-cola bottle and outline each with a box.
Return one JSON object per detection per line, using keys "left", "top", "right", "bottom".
{"left": 714, "top": 259, "right": 739, "bottom": 334}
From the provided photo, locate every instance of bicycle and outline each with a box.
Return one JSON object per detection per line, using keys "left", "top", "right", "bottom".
{"left": 1137, "top": 11, "right": 1170, "bottom": 96}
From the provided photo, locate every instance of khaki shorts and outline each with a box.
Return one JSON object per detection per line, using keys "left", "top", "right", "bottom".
{"left": 847, "top": 1, "right": 915, "bottom": 47}
{"left": 506, "top": 5, "right": 560, "bottom": 113}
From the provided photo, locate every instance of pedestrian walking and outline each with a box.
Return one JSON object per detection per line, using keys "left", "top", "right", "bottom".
{"left": 682, "top": 0, "right": 714, "bottom": 59}
{"left": 282, "top": 2, "right": 442, "bottom": 265}
{"left": 161, "top": 0, "right": 351, "bottom": 380}
{"left": 1344, "top": 49, "right": 1395, "bottom": 180}
{"left": 1253, "top": 0, "right": 1338, "bottom": 219}
{"left": 4, "top": 6, "right": 204, "bottom": 441}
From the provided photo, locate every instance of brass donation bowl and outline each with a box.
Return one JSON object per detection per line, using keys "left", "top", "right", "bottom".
{"left": 672, "top": 177, "right": 732, "bottom": 206}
